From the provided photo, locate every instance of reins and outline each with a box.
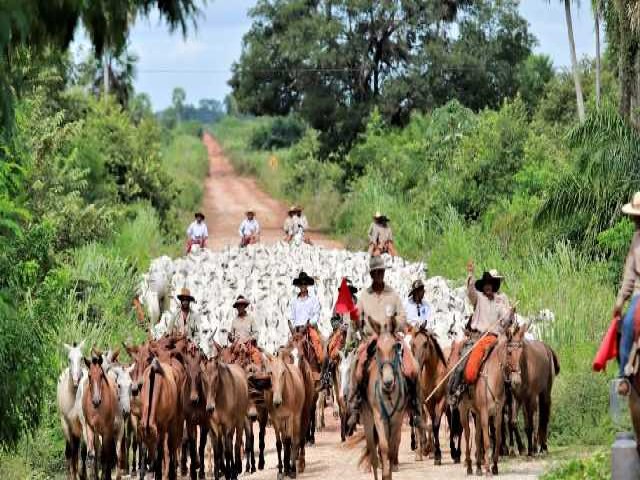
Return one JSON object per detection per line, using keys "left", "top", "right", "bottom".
{"left": 374, "top": 345, "right": 406, "bottom": 425}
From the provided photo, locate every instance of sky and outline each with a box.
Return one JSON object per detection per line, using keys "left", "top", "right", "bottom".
{"left": 74, "top": 0, "right": 598, "bottom": 110}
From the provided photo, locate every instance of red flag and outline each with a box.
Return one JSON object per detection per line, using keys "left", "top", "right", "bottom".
{"left": 335, "top": 277, "right": 356, "bottom": 315}
{"left": 593, "top": 314, "right": 620, "bottom": 372}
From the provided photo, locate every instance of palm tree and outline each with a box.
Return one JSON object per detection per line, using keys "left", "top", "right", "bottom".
{"left": 594, "top": 0, "right": 602, "bottom": 107}
{"left": 172, "top": 87, "right": 187, "bottom": 124}
{"left": 560, "top": 0, "right": 586, "bottom": 122}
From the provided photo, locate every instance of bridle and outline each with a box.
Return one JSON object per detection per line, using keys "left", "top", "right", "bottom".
{"left": 374, "top": 342, "right": 406, "bottom": 425}
{"left": 502, "top": 340, "right": 523, "bottom": 383}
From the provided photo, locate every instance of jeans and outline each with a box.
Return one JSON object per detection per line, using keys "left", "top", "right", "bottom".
{"left": 620, "top": 296, "right": 640, "bottom": 376}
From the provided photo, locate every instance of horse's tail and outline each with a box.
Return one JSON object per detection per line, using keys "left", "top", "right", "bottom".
{"left": 447, "top": 405, "right": 463, "bottom": 438}
{"left": 345, "top": 431, "right": 373, "bottom": 471}
{"left": 548, "top": 346, "right": 560, "bottom": 376}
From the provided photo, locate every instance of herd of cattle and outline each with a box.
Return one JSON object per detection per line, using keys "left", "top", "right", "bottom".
{"left": 57, "top": 243, "right": 559, "bottom": 480}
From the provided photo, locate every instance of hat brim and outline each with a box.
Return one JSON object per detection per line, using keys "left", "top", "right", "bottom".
{"left": 408, "top": 285, "right": 425, "bottom": 297}
{"left": 177, "top": 294, "right": 196, "bottom": 303}
{"left": 293, "top": 277, "right": 315, "bottom": 286}
{"left": 622, "top": 203, "right": 640, "bottom": 216}
{"left": 233, "top": 300, "right": 250, "bottom": 308}
{"left": 374, "top": 215, "right": 389, "bottom": 222}
{"left": 348, "top": 286, "right": 358, "bottom": 295}
{"left": 474, "top": 278, "right": 501, "bottom": 292}
{"left": 195, "top": 213, "right": 205, "bottom": 220}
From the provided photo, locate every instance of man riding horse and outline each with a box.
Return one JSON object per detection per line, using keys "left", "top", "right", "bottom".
{"left": 169, "top": 288, "right": 201, "bottom": 338}
{"left": 289, "top": 271, "right": 325, "bottom": 365}
{"left": 368, "top": 211, "right": 397, "bottom": 256}
{"left": 239, "top": 210, "right": 260, "bottom": 247}
{"left": 448, "top": 262, "right": 514, "bottom": 406}
{"left": 346, "top": 255, "right": 421, "bottom": 433}
{"left": 404, "top": 279, "right": 434, "bottom": 331}
{"left": 186, "top": 212, "right": 208, "bottom": 254}
{"left": 229, "top": 295, "right": 262, "bottom": 367}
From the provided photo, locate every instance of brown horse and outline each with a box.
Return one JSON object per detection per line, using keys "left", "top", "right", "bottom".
{"left": 265, "top": 350, "right": 307, "bottom": 480}
{"left": 180, "top": 343, "right": 210, "bottom": 480}
{"left": 288, "top": 327, "right": 321, "bottom": 445}
{"left": 139, "top": 355, "right": 183, "bottom": 480}
{"left": 505, "top": 324, "right": 559, "bottom": 456}
{"left": 411, "top": 328, "right": 448, "bottom": 465}
{"left": 458, "top": 335, "right": 508, "bottom": 475}
{"left": 82, "top": 351, "right": 120, "bottom": 480}
{"left": 358, "top": 329, "right": 407, "bottom": 480}
{"left": 201, "top": 356, "right": 249, "bottom": 480}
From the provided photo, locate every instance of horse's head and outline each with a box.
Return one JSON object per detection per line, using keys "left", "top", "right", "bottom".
{"left": 339, "top": 350, "right": 355, "bottom": 402}
{"left": 125, "top": 342, "right": 150, "bottom": 396}
{"left": 376, "top": 333, "right": 401, "bottom": 393}
{"left": 505, "top": 324, "right": 527, "bottom": 387}
{"left": 201, "top": 357, "right": 221, "bottom": 413}
{"left": 84, "top": 352, "right": 106, "bottom": 408}
{"left": 185, "top": 349, "right": 205, "bottom": 405}
{"left": 64, "top": 340, "right": 85, "bottom": 387}
{"left": 113, "top": 364, "right": 134, "bottom": 416}
{"left": 267, "top": 353, "right": 288, "bottom": 407}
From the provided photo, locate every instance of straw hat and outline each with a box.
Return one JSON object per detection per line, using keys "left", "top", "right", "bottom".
{"left": 474, "top": 271, "right": 503, "bottom": 292}
{"left": 369, "top": 255, "right": 387, "bottom": 272}
{"left": 622, "top": 192, "right": 640, "bottom": 216}
{"left": 288, "top": 205, "right": 298, "bottom": 213}
{"left": 233, "top": 295, "right": 250, "bottom": 308}
{"left": 177, "top": 288, "right": 196, "bottom": 303}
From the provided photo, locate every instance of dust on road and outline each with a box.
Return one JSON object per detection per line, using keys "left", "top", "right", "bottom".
{"left": 201, "top": 133, "right": 342, "bottom": 250}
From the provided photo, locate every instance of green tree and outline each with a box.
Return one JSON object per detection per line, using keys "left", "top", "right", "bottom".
{"left": 558, "top": 0, "right": 586, "bottom": 122}
{"left": 172, "top": 87, "right": 187, "bottom": 124}
{"left": 517, "top": 54, "right": 555, "bottom": 114}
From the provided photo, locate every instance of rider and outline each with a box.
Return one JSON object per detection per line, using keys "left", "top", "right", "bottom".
{"left": 239, "top": 210, "right": 261, "bottom": 247}
{"left": 368, "top": 212, "right": 397, "bottom": 256}
{"left": 404, "top": 279, "right": 434, "bottom": 331}
{"left": 448, "top": 262, "right": 513, "bottom": 406}
{"left": 614, "top": 192, "right": 640, "bottom": 395}
{"left": 283, "top": 205, "right": 298, "bottom": 242}
{"left": 186, "top": 212, "right": 209, "bottom": 254}
{"left": 346, "top": 255, "right": 421, "bottom": 432}
{"left": 169, "top": 288, "right": 201, "bottom": 338}
{"left": 230, "top": 295, "right": 262, "bottom": 366}
{"left": 289, "top": 271, "right": 325, "bottom": 364}
{"left": 294, "top": 206, "right": 312, "bottom": 245}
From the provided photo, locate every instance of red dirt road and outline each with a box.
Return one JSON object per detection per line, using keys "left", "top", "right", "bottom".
{"left": 201, "top": 133, "right": 342, "bottom": 250}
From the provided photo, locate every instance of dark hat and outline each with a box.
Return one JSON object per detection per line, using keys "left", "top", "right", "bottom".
{"left": 233, "top": 295, "right": 250, "bottom": 308}
{"left": 374, "top": 211, "right": 389, "bottom": 222}
{"left": 342, "top": 278, "right": 358, "bottom": 295}
{"left": 177, "top": 288, "right": 196, "bottom": 303}
{"left": 409, "top": 279, "right": 425, "bottom": 296}
{"left": 293, "top": 271, "right": 315, "bottom": 286}
{"left": 474, "top": 270, "right": 503, "bottom": 293}
{"left": 195, "top": 212, "right": 205, "bottom": 220}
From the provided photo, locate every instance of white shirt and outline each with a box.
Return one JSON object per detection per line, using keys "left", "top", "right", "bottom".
{"left": 290, "top": 294, "right": 321, "bottom": 327}
{"left": 239, "top": 218, "right": 260, "bottom": 237}
{"left": 404, "top": 298, "right": 433, "bottom": 329}
{"left": 187, "top": 221, "right": 208, "bottom": 240}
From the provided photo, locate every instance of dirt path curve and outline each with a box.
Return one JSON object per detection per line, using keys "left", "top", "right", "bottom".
{"left": 201, "top": 133, "right": 342, "bottom": 250}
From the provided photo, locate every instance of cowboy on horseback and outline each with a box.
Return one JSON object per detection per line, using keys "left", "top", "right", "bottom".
{"left": 169, "top": 288, "right": 201, "bottom": 338}
{"left": 346, "top": 255, "right": 422, "bottom": 433}
{"left": 289, "top": 271, "right": 325, "bottom": 364}
{"left": 230, "top": 295, "right": 262, "bottom": 367}
{"left": 404, "top": 279, "right": 434, "bottom": 331}
{"left": 368, "top": 211, "right": 397, "bottom": 256}
{"left": 186, "top": 212, "right": 208, "bottom": 254}
{"left": 448, "top": 262, "right": 514, "bottom": 406}
{"left": 239, "top": 210, "right": 260, "bottom": 247}
{"left": 615, "top": 192, "right": 640, "bottom": 396}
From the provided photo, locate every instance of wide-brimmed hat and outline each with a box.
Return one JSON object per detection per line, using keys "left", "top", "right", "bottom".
{"left": 288, "top": 205, "right": 298, "bottom": 213}
{"left": 194, "top": 212, "right": 205, "bottom": 220}
{"left": 233, "top": 295, "right": 250, "bottom": 308}
{"left": 409, "top": 279, "right": 425, "bottom": 296}
{"left": 246, "top": 209, "right": 255, "bottom": 215}
{"left": 369, "top": 255, "right": 387, "bottom": 272}
{"left": 474, "top": 270, "right": 503, "bottom": 292}
{"left": 622, "top": 192, "right": 640, "bottom": 216}
{"left": 293, "top": 271, "right": 315, "bottom": 286}
{"left": 374, "top": 211, "right": 389, "bottom": 222}
{"left": 177, "top": 288, "right": 196, "bottom": 303}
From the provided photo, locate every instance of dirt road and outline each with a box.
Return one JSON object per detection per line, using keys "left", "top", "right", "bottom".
{"left": 201, "top": 133, "right": 342, "bottom": 250}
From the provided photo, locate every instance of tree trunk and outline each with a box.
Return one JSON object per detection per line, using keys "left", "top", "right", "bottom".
{"left": 103, "top": 52, "right": 110, "bottom": 99}
{"left": 616, "top": 0, "right": 634, "bottom": 120}
{"left": 595, "top": 1, "right": 601, "bottom": 108}
{"left": 564, "top": 0, "right": 585, "bottom": 122}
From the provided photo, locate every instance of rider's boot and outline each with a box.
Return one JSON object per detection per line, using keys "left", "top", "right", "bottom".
{"left": 320, "top": 358, "right": 333, "bottom": 390}
{"left": 447, "top": 366, "right": 465, "bottom": 407}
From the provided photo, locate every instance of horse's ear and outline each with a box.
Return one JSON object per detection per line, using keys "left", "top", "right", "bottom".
{"left": 111, "top": 348, "right": 120, "bottom": 363}
{"left": 84, "top": 357, "right": 91, "bottom": 369}
{"left": 127, "top": 364, "right": 135, "bottom": 375}
{"left": 124, "top": 343, "right": 138, "bottom": 355}
{"left": 63, "top": 343, "right": 72, "bottom": 352}
{"left": 78, "top": 339, "right": 86, "bottom": 351}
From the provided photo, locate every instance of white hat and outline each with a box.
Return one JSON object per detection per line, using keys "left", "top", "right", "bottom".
{"left": 622, "top": 192, "right": 640, "bottom": 216}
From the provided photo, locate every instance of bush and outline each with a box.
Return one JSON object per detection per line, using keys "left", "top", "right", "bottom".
{"left": 541, "top": 450, "right": 610, "bottom": 480}
{"left": 249, "top": 115, "right": 306, "bottom": 150}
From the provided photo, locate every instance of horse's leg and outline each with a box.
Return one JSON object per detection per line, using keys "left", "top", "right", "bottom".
{"left": 213, "top": 433, "right": 223, "bottom": 480}
{"left": 283, "top": 436, "right": 291, "bottom": 477}
{"left": 275, "top": 429, "right": 283, "bottom": 477}
{"left": 308, "top": 401, "right": 317, "bottom": 445}
{"left": 460, "top": 407, "right": 472, "bottom": 475}
{"left": 234, "top": 426, "right": 243, "bottom": 476}
{"left": 409, "top": 416, "right": 416, "bottom": 452}
{"left": 85, "top": 427, "right": 97, "bottom": 480}
{"left": 198, "top": 425, "right": 208, "bottom": 480}
{"left": 492, "top": 407, "right": 504, "bottom": 475}
{"left": 432, "top": 401, "right": 444, "bottom": 466}
{"left": 244, "top": 418, "right": 254, "bottom": 473}
{"left": 377, "top": 425, "right": 391, "bottom": 480}
{"left": 480, "top": 408, "right": 492, "bottom": 475}
{"left": 258, "top": 414, "right": 266, "bottom": 470}
{"left": 524, "top": 399, "right": 535, "bottom": 456}
{"left": 181, "top": 426, "right": 189, "bottom": 477}
{"left": 472, "top": 413, "right": 483, "bottom": 475}
{"left": 538, "top": 393, "right": 551, "bottom": 454}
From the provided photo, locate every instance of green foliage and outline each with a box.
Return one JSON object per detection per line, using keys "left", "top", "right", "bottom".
{"left": 249, "top": 115, "right": 306, "bottom": 150}
{"left": 517, "top": 54, "right": 555, "bottom": 114}
{"left": 541, "top": 451, "right": 610, "bottom": 479}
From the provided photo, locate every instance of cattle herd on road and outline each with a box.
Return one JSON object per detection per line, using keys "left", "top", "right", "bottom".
{"left": 57, "top": 243, "right": 559, "bottom": 480}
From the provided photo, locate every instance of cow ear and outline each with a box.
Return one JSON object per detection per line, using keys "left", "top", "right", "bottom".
{"left": 111, "top": 348, "right": 120, "bottom": 363}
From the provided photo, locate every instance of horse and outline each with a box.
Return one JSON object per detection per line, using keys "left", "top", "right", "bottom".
{"left": 505, "top": 324, "right": 560, "bottom": 456}
{"left": 180, "top": 344, "right": 211, "bottom": 480}
{"left": 201, "top": 356, "right": 249, "bottom": 480}
{"left": 139, "top": 353, "right": 184, "bottom": 480}
{"left": 57, "top": 341, "right": 88, "bottom": 480}
{"left": 110, "top": 365, "right": 135, "bottom": 476}
{"left": 357, "top": 324, "right": 407, "bottom": 480}
{"left": 334, "top": 349, "right": 356, "bottom": 442}
{"left": 411, "top": 328, "right": 448, "bottom": 464}
{"left": 81, "top": 350, "right": 121, "bottom": 480}
{"left": 458, "top": 334, "right": 509, "bottom": 475}
{"left": 265, "top": 350, "right": 307, "bottom": 480}
{"left": 288, "top": 327, "right": 321, "bottom": 445}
